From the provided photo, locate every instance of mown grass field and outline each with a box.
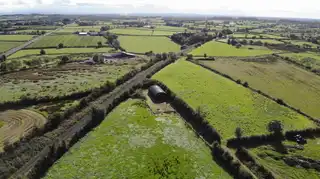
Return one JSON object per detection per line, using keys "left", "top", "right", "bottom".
{"left": 250, "top": 140, "right": 320, "bottom": 179}
{"left": 110, "top": 28, "right": 175, "bottom": 36}
{"left": 0, "top": 42, "right": 23, "bottom": 53}
{"left": 199, "top": 58, "right": 320, "bottom": 119}
{"left": 0, "top": 35, "right": 35, "bottom": 41}
{"left": 9, "top": 47, "right": 113, "bottom": 58}
{"left": 44, "top": 99, "right": 231, "bottom": 178}
{"left": 257, "top": 39, "right": 284, "bottom": 44}
{"left": 28, "top": 35, "right": 107, "bottom": 48}
{"left": 191, "top": 41, "right": 274, "bottom": 57}
{"left": 0, "top": 59, "right": 144, "bottom": 103}
{"left": 119, "top": 36, "right": 180, "bottom": 53}
{"left": 153, "top": 60, "right": 316, "bottom": 139}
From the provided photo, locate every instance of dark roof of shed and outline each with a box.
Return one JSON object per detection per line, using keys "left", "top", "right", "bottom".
{"left": 148, "top": 85, "right": 166, "bottom": 95}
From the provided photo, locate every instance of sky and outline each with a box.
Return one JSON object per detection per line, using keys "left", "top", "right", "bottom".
{"left": 1, "top": 0, "right": 320, "bottom": 19}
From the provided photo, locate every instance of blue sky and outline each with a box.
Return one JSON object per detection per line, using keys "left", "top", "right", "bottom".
{"left": 1, "top": 0, "right": 320, "bottom": 19}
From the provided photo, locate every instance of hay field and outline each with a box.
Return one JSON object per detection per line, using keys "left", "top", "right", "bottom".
{"left": 119, "top": 36, "right": 180, "bottom": 53}
{"left": 0, "top": 109, "right": 47, "bottom": 151}
{"left": 199, "top": 58, "right": 320, "bottom": 119}
{"left": 109, "top": 28, "right": 175, "bottom": 36}
{"left": 44, "top": 99, "right": 231, "bottom": 178}
{"left": 191, "top": 41, "right": 274, "bottom": 57}
{"left": 28, "top": 35, "right": 107, "bottom": 48}
{"left": 153, "top": 60, "right": 316, "bottom": 139}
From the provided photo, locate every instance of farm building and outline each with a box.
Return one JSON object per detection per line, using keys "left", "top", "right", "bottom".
{"left": 88, "top": 32, "right": 100, "bottom": 36}
{"left": 148, "top": 85, "right": 167, "bottom": 102}
{"left": 78, "top": 32, "right": 88, "bottom": 36}
{"left": 103, "top": 51, "right": 136, "bottom": 59}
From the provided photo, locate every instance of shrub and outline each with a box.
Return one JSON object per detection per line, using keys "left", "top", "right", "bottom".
{"left": 60, "top": 56, "right": 70, "bottom": 64}
{"left": 243, "top": 82, "right": 249, "bottom": 87}
{"left": 40, "top": 49, "right": 46, "bottom": 55}
{"left": 186, "top": 54, "right": 193, "bottom": 60}
{"left": 58, "top": 43, "right": 64, "bottom": 49}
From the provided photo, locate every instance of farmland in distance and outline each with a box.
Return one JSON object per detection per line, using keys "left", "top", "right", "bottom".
{"left": 191, "top": 41, "right": 274, "bottom": 57}
{"left": 44, "top": 99, "right": 231, "bottom": 179}
{"left": 119, "top": 36, "right": 180, "bottom": 53}
{"left": 28, "top": 35, "right": 107, "bottom": 48}
{"left": 153, "top": 60, "right": 316, "bottom": 139}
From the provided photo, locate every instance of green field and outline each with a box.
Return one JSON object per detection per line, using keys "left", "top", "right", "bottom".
{"left": 0, "top": 42, "right": 23, "bottom": 53}
{"left": 0, "top": 35, "right": 35, "bottom": 41}
{"left": 153, "top": 60, "right": 316, "bottom": 139}
{"left": 55, "top": 26, "right": 101, "bottom": 33}
{"left": 256, "top": 39, "right": 284, "bottom": 44}
{"left": 279, "top": 52, "right": 320, "bottom": 70}
{"left": 283, "top": 40, "right": 319, "bottom": 48}
{"left": 198, "top": 58, "right": 320, "bottom": 119}
{"left": 232, "top": 34, "right": 260, "bottom": 38}
{"left": 28, "top": 35, "right": 107, "bottom": 48}
{"left": 191, "top": 41, "right": 274, "bottom": 57}
{"left": 9, "top": 47, "right": 114, "bottom": 58}
{"left": 250, "top": 139, "right": 320, "bottom": 179}
{"left": 262, "top": 34, "right": 286, "bottom": 39}
{"left": 119, "top": 36, "right": 180, "bottom": 53}
{"left": 44, "top": 99, "right": 231, "bottom": 178}
{"left": 0, "top": 58, "right": 144, "bottom": 103}
{"left": 110, "top": 28, "right": 174, "bottom": 36}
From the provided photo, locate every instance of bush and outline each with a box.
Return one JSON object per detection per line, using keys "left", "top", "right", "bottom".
{"left": 40, "top": 49, "right": 46, "bottom": 55}
{"left": 60, "top": 56, "right": 70, "bottom": 64}
{"left": 58, "top": 43, "right": 64, "bottom": 49}
{"left": 186, "top": 54, "right": 193, "bottom": 60}
{"left": 243, "top": 82, "right": 249, "bottom": 87}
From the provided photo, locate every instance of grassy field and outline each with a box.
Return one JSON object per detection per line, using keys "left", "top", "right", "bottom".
{"left": 199, "top": 58, "right": 320, "bottom": 119}
{"left": 262, "top": 34, "right": 286, "bottom": 39}
{"left": 279, "top": 52, "right": 320, "bottom": 70}
{"left": 283, "top": 40, "right": 319, "bottom": 48}
{"left": 250, "top": 140, "right": 320, "bottom": 179}
{"left": 44, "top": 99, "right": 231, "bottom": 178}
{"left": 191, "top": 41, "right": 274, "bottom": 57}
{"left": 232, "top": 34, "right": 260, "bottom": 38}
{"left": 153, "top": 60, "right": 316, "bottom": 139}
{"left": 0, "top": 35, "right": 35, "bottom": 41}
{"left": 119, "top": 36, "right": 180, "bottom": 53}
{"left": 0, "top": 58, "right": 145, "bottom": 103}
{"left": 257, "top": 39, "right": 284, "bottom": 44}
{"left": 110, "top": 28, "right": 175, "bottom": 36}
{"left": 9, "top": 47, "right": 113, "bottom": 58}
{"left": 0, "top": 42, "right": 23, "bottom": 53}
{"left": 28, "top": 35, "right": 107, "bottom": 48}
{"left": 55, "top": 26, "right": 101, "bottom": 34}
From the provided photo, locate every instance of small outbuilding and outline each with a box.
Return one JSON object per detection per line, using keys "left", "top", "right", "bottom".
{"left": 148, "top": 85, "right": 167, "bottom": 103}
{"left": 78, "top": 32, "right": 88, "bottom": 36}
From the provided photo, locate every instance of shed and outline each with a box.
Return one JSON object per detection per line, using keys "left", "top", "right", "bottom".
{"left": 78, "top": 32, "right": 88, "bottom": 36}
{"left": 148, "top": 85, "right": 167, "bottom": 102}
{"left": 103, "top": 51, "right": 136, "bottom": 59}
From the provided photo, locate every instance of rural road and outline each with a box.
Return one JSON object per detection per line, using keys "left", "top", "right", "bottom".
{"left": 9, "top": 58, "right": 171, "bottom": 178}
{"left": 1, "top": 27, "right": 63, "bottom": 57}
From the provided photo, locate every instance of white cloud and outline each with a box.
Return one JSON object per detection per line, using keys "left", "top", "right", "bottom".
{"left": 0, "top": 0, "right": 320, "bottom": 18}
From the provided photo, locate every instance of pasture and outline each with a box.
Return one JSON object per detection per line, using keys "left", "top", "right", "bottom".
{"left": 191, "top": 41, "right": 274, "bottom": 57}
{"left": 250, "top": 139, "right": 320, "bottom": 179}
{"left": 279, "top": 52, "right": 320, "bottom": 70}
{"left": 153, "top": 60, "right": 316, "bottom": 139}
{"left": 118, "top": 36, "right": 180, "bottom": 53}
{"left": 0, "top": 58, "right": 146, "bottom": 103}
{"left": 109, "top": 28, "right": 174, "bottom": 36}
{"left": 9, "top": 47, "right": 114, "bottom": 58}
{"left": 199, "top": 58, "right": 320, "bottom": 119}
{"left": 28, "top": 35, "right": 107, "bottom": 48}
{"left": 0, "top": 42, "right": 23, "bottom": 53}
{"left": 283, "top": 40, "right": 319, "bottom": 48}
{"left": 0, "top": 109, "right": 47, "bottom": 151}
{"left": 0, "top": 35, "right": 35, "bottom": 41}
{"left": 54, "top": 26, "right": 101, "bottom": 34}
{"left": 44, "top": 99, "right": 231, "bottom": 178}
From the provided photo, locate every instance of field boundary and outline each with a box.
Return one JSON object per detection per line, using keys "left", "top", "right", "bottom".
{"left": 187, "top": 59, "right": 320, "bottom": 124}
